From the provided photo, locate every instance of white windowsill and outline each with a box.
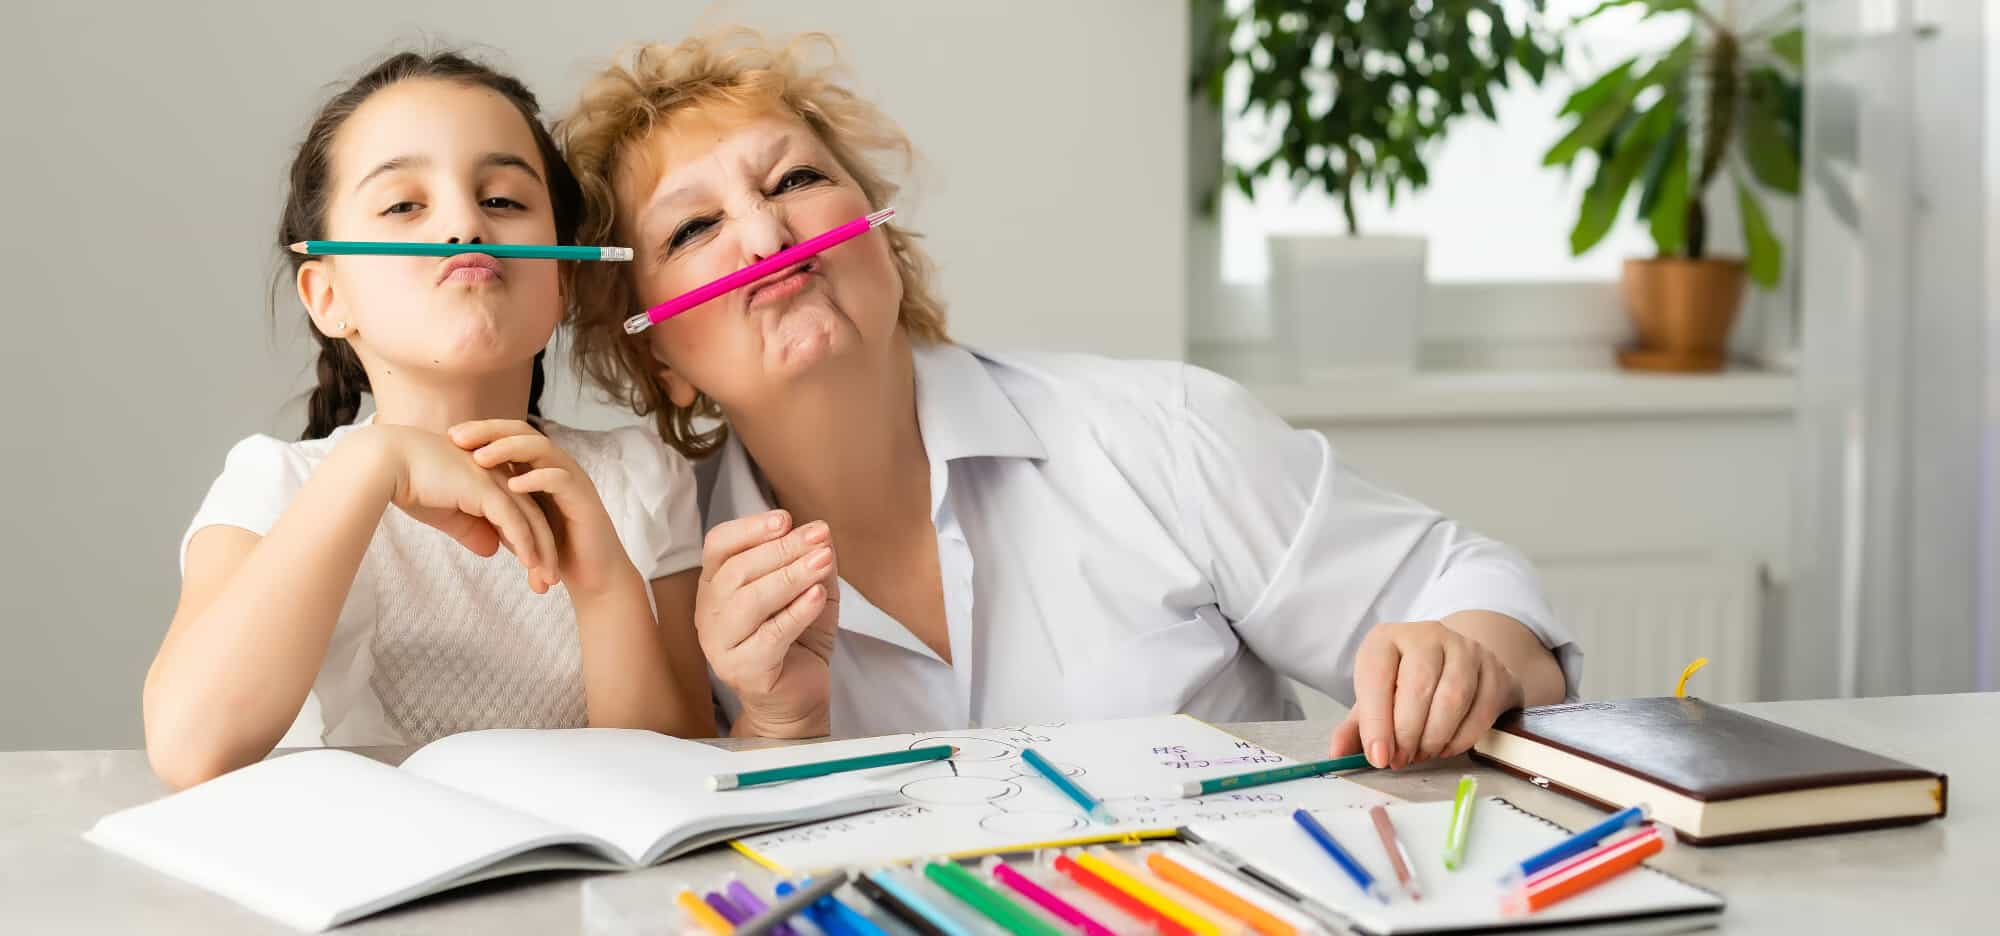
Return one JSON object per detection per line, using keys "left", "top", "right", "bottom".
{"left": 1191, "top": 342, "right": 1800, "bottom": 425}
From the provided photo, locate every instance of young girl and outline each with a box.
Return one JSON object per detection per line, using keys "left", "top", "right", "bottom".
{"left": 145, "top": 52, "right": 714, "bottom": 789}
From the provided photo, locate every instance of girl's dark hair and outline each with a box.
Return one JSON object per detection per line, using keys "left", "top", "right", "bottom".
{"left": 278, "top": 51, "right": 583, "bottom": 439}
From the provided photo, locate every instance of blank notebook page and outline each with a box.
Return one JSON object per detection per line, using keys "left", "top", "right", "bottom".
{"left": 1186, "top": 798, "right": 1723, "bottom": 935}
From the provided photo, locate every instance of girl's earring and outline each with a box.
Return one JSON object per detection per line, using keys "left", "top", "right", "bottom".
{"left": 333, "top": 320, "right": 348, "bottom": 334}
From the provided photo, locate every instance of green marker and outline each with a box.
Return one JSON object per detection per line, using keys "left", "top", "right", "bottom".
{"left": 923, "top": 860, "right": 1067, "bottom": 936}
{"left": 709, "top": 744, "right": 954, "bottom": 790}
{"left": 1171, "top": 754, "right": 1372, "bottom": 798}
{"left": 1444, "top": 776, "right": 1478, "bottom": 869}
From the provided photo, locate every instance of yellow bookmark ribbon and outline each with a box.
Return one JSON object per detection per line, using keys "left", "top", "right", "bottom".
{"left": 1674, "top": 657, "right": 1710, "bottom": 697}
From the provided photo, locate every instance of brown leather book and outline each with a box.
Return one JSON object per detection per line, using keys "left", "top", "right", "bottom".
{"left": 1471, "top": 697, "right": 1947, "bottom": 845}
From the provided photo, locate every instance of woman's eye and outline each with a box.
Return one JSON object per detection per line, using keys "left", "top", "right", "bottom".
{"left": 481, "top": 196, "right": 527, "bottom": 211}
{"left": 774, "top": 167, "right": 825, "bottom": 193}
{"left": 382, "top": 201, "right": 421, "bottom": 216}
{"left": 668, "top": 218, "right": 716, "bottom": 250}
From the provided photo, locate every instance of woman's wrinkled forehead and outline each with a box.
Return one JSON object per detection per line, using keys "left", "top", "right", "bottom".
{"left": 613, "top": 103, "right": 830, "bottom": 218}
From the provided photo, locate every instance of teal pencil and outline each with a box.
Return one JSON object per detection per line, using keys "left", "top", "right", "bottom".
{"left": 288, "top": 240, "right": 632, "bottom": 261}
{"left": 1172, "top": 754, "right": 1372, "bottom": 798}
{"left": 711, "top": 744, "right": 955, "bottom": 790}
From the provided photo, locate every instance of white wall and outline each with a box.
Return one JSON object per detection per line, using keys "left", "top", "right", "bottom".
{"left": 0, "top": 1, "right": 1187, "bottom": 750}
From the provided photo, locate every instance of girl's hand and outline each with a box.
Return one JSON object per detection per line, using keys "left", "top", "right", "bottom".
{"left": 695, "top": 510, "right": 839, "bottom": 738}
{"left": 449, "top": 419, "right": 636, "bottom": 598}
{"left": 1328, "top": 619, "right": 1526, "bottom": 769}
{"left": 357, "top": 424, "right": 560, "bottom": 591}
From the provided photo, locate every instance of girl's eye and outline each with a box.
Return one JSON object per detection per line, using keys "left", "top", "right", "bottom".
{"left": 382, "top": 201, "right": 421, "bottom": 216}
{"left": 668, "top": 217, "right": 716, "bottom": 250}
{"left": 481, "top": 196, "right": 527, "bottom": 211}
{"left": 774, "top": 167, "right": 825, "bottom": 193}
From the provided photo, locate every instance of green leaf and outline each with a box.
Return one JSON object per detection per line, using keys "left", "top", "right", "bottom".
{"left": 1573, "top": 0, "right": 1694, "bottom": 26}
{"left": 1547, "top": 94, "right": 1636, "bottom": 166}
{"left": 1736, "top": 175, "right": 1783, "bottom": 288}
{"left": 1570, "top": 99, "right": 1674, "bottom": 254}
{"left": 1741, "top": 96, "right": 1801, "bottom": 194}
{"left": 1647, "top": 134, "right": 1691, "bottom": 254}
{"left": 1769, "top": 28, "right": 1804, "bottom": 69}
{"left": 1637, "top": 118, "right": 1686, "bottom": 218}
{"left": 1560, "top": 58, "right": 1637, "bottom": 117}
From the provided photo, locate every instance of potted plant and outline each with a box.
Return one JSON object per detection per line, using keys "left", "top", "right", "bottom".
{"left": 1192, "top": 0, "right": 1562, "bottom": 376}
{"left": 1548, "top": 0, "right": 1802, "bottom": 371}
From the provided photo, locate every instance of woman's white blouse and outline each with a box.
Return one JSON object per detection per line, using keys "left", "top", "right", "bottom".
{"left": 704, "top": 343, "right": 1580, "bottom": 735}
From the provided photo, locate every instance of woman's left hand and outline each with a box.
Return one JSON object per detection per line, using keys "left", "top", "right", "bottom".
{"left": 1328, "top": 619, "right": 1525, "bottom": 770}
{"left": 450, "top": 419, "right": 635, "bottom": 597}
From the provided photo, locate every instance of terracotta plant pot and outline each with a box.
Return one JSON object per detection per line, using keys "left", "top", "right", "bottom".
{"left": 1615, "top": 257, "right": 1746, "bottom": 372}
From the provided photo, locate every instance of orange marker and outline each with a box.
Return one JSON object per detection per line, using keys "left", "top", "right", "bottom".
{"left": 1052, "top": 853, "right": 1193, "bottom": 936}
{"left": 1503, "top": 825, "right": 1669, "bottom": 915}
{"left": 1145, "top": 850, "right": 1298, "bottom": 936}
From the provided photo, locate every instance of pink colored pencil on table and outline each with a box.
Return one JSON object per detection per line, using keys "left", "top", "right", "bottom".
{"left": 622, "top": 207, "right": 897, "bottom": 334}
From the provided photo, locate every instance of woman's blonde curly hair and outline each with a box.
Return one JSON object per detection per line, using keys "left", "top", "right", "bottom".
{"left": 559, "top": 29, "right": 949, "bottom": 459}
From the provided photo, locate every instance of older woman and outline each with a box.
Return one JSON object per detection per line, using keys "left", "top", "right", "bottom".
{"left": 560, "top": 31, "right": 1578, "bottom": 769}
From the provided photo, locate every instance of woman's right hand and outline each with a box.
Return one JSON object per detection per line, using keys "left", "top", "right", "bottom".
{"left": 696, "top": 510, "right": 839, "bottom": 738}
{"left": 350, "top": 424, "right": 561, "bottom": 592}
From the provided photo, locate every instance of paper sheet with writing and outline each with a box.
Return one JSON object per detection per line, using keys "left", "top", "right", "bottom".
{"left": 732, "top": 715, "right": 1392, "bottom": 873}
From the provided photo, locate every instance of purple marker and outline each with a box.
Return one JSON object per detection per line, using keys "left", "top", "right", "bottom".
{"left": 727, "top": 877, "right": 800, "bottom": 936}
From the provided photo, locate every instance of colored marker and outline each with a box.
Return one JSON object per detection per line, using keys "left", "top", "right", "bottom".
{"left": 1443, "top": 777, "right": 1477, "bottom": 870}
{"left": 1291, "top": 809, "right": 1389, "bottom": 905}
{"left": 1501, "top": 804, "right": 1650, "bottom": 885}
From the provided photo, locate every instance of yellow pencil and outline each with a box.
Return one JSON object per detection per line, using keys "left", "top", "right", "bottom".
{"left": 676, "top": 889, "right": 734, "bottom": 936}
{"left": 1074, "top": 850, "right": 1224, "bottom": 936}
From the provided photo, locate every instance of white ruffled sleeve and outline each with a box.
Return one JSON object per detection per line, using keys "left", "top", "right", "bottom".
{"left": 603, "top": 425, "right": 703, "bottom": 581}
{"left": 179, "top": 435, "right": 313, "bottom": 574}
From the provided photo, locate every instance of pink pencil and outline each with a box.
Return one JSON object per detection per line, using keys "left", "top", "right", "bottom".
{"left": 986, "top": 858, "right": 1118, "bottom": 936}
{"left": 622, "top": 207, "right": 896, "bottom": 334}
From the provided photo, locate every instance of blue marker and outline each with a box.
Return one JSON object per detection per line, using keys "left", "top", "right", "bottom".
{"left": 1021, "top": 748, "right": 1112, "bottom": 823}
{"left": 1501, "top": 804, "right": 1650, "bottom": 885}
{"left": 1291, "top": 808, "right": 1391, "bottom": 904}
{"left": 777, "top": 878, "right": 887, "bottom": 936}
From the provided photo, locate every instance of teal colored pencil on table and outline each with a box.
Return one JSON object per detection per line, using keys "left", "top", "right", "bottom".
{"left": 710, "top": 744, "right": 956, "bottom": 790}
{"left": 1171, "top": 753, "right": 1372, "bottom": 798}
{"left": 287, "top": 241, "right": 633, "bottom": 261}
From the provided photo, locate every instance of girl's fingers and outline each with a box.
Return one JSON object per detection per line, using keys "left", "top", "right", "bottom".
{"left": 506, "top": 483, "right": 559, "bottom": 590}
{"left": 472, "top": 433, "right": 560, "bottom": 471}
{"left": 448, "top": 419, "right": 540, "bottom": 451}
{"left": 701, "top": 511, "right": 791, "bottom": 583}
{"left": 475, "top": 486, "right": 540, "bottom": 573}
{"left": 507, "top": 467, "right": 574, "bottom": 496}
{"left": 1418, "top": 641, "right": 1481, "bottom": 760}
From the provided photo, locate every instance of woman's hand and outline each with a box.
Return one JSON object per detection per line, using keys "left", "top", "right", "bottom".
{"left": 449, "top": 419, "right": 636, "bottom": 597}
{"left": 360, "top": 424, "right": 560, "bottom": 591}
{"left": 695, "top": 510, "right": 839, "bottom": 738}
{"left": 1328, "top": 618, "right": 1529, "bottom": 769}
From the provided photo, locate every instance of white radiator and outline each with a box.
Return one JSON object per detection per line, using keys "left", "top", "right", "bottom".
{"left": 1288, "top": 554, "right": 1763, "bottom": 721}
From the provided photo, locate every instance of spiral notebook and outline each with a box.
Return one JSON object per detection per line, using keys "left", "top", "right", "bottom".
{"left": 1184, "top": 798, "right": 1724, "bottom": 935}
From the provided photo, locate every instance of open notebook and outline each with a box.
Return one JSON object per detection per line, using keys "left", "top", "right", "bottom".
{"left": 84, "top": 729, "right": 910, "bottom": 932}
{"left": 1185, "top": 799, "right": 1723, "bottom": 935}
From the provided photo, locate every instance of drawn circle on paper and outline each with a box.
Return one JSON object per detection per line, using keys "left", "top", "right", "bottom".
{"left": 919, "top": 736, "right": 1015, "bottom": 762}
{"left": 899, "top": 776, "right": 1019, "bottom": 806}
{"left": 1008, "top": 760, "right": 1085, "bottom": 780}
{"left": 978, "top": 811, "right": 1087, "bottom": 837}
